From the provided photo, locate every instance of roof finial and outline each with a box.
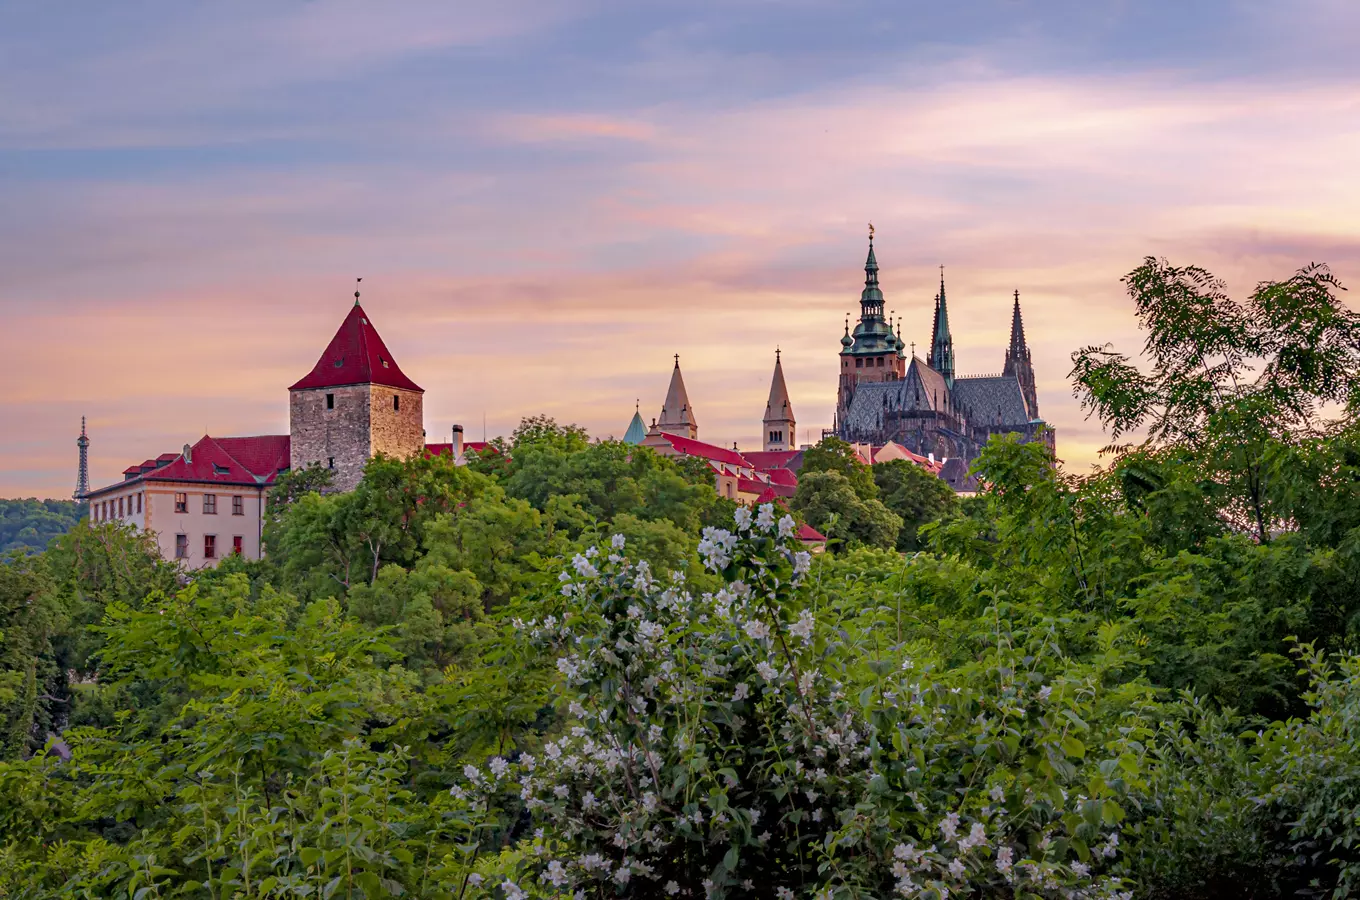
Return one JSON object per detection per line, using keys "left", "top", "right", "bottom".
{"left": 1014, "top": 288, "right": 1020, "bottom": 303}
{"left": 635, "top": 397, "right": 640, "bottom": 412}
{"left": 910, "top": 341, "right": 916, "bottom": 356}
{"left": 868, "top": 221, "right": 874, "bottom": 242}
{"left": 674, "top": 353, "right": 680, "bottom": 367}
{"left": 776, "top": 346, "right": 781, "bottom": 362}
{"left": 354, "top": 276, "right": 362, "bottom": 306}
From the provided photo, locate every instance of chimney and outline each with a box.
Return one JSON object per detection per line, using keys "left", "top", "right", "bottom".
{"left": 182, "top": 443, "right": 193, "bottom": 463}
{"left": 452, "top": 424, "right": 464, "bottom": 462}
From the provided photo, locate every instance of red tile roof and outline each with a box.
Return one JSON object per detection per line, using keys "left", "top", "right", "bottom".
{"left": 289, "top": 303, "right": 423, "bottom": 393}
{"left": 754, "top": 487, "right": 780, "bottom": 504}
{"left": 653, "top": 432, "right": 749, "bottom": 468}
{"left": 798, "top": 523, "right": 826, "bottom": 542}
{"left": 742, "top": 450, "right": 802, "bottom": 471}
{"left": 764, "top": 467, "right": 799, "bottom": 488}
{"left": 88, "top": 434, "right": 291, "bottom": 497}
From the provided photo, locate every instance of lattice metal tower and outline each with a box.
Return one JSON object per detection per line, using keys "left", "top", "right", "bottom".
{"left": 75, "top": 416, "right": 90, "bottom": 499}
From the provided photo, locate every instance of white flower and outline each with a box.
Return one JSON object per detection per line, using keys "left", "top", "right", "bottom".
{"left": 1037, "top": 685, "right": 1052, "bottom": 701}
{"left": 777, "top": 888, "right": 795, "bottom": 900}
{"left": 462, "top": 764, "right": 481, "bottom": 783}
{"left": 582, "top": 791, "right": 598, "bottom": 809}
{"left": 989, "top": 784, "right": 1005, "bottom": 803}
{"left": 1072, "top": 861, "right": 1090, "bottom": 877}
{"left": 571, "top": 554, "right": 598, "bottom": 579}
{"left": 755, "top": 503, "right": 777, "bottom": 531}
{"left": 789, "top": 610, "right": 815, "bottom": 643}
{"left": 948, "top": 859, "right": 965, "bottom": 878}
{"left": 792, "top": 551, "right": 812, "bottom": 577}
{"left": 611, "top": 533, "right": 626, "bottom": 550}
{"left": 744, "top": 619, "right": 771, "bottom": 641}
{"left": 614, "top": 865, "right": 632, "bottom": 885}
{"left": 544, "top": 860, "right": 568, "bottom": 887}
{"left": 939, "top": 812, "right": 960, "bottom": 841}
{"left": 893, "top": 843, "right": 920, "bottom": 862}
{"left": 554, "top": 784, "right": 569, "bottom": 799}
{"left": 732, "top": 682, "right": 751, "bottom": 702}
{"left": 756, "top": 661, "right": 779, "bottom": 681}
{"left": 666, "top": 882, "right": 681, "bottom": 896}
{"left": 734, "top": 507, "right": 753, "bottom": 531}
{"left": 995, "top": 845, "right": 1013, "bottom": 874}
{"left": 501, "top": 880, "right": 526, "bottom": 900}
{"left": 468, "top": 874, "right": 484, "bottom": 886}
{"left": 489, "top": 756, "right": 509, "bottom": 778}
{"left": 778, "top": 515, "right": 797, "bottom": 538}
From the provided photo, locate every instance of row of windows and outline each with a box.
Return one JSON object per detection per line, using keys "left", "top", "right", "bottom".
{"left": 768, "top": 430, "right": 785, "bottom": 443}
{"left": 92, "top": 492, "right": 143, "bottom": 522}
{"left": 174, "top": 533, "right": 244, "bottom": 560}
{"left": 325, "top": 392, "right": 401, "bottom": 411}
{"left": 854, "top": 356, "right": 888, "bottom": 368}
{"left": 171, "top": 492, "right": 246, "bottom": 515}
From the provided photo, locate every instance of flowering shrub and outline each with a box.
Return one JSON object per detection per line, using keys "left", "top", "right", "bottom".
{"left": 457, "top": 505, "right": 1135, "bottom": 899}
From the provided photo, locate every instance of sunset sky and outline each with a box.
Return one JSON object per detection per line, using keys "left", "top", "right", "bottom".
{"left": 4, "top": 1, "right": 1359, "bottom": 498}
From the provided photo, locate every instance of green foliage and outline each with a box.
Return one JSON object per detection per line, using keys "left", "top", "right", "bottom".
{"left": 791, "top": 469, "right": 901, "bottom": 551}
{"left": 873, "top": 458, "right": 958, "bottom": 551}
{"left": 0, "top": 498, "right": 85, "bottom": 555}
{"left": 800, "top": 436, "right": 878, "bottom": 498}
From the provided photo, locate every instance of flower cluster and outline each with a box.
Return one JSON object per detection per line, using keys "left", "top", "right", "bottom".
{"left": 452, "top": 507, "right": 1130, "bottom": 900}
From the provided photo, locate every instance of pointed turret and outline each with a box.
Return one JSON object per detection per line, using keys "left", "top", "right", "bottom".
{"left": 1003, "top": 289, "right": 1039, "bottom": 418}
{"left": 657, "top": 355, "right": 698, "bottom": 440}
{"left": 623, "top": 400, "right": 647, "bottom": 445}
{"left": 927, "top": 268, "right": 955, "bottom": 386}
{"left": 762, "top": 349, "right": 797, "bottom": 452}
{"left": 860, "top": 237, "right": 885, "bottom": 320}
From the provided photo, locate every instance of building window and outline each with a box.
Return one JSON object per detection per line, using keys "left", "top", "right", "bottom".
{"left": 203, "top": 494, "right": 217, "bottom": 514}
{"left": 175, "top": 534, "right": 188, "bottom": 559}
{"left": 326, "top": 393, "right": 335, "bottom": 410}
{"left": 137, "top": 493, "right": 142, "bottom": 513}
{"left": 327, "top": 457, "right": 335, "bottom": 469}
{"left": 232, "top": 495, "right": 244, "bottom": 515}
{"left": 175, "top": 492, "right": 188, "bottom": 513}
{"left": 232, "top": 535, "right": 244, "bottom": 556}
{"left": 118, "top": 497, "right": 124, "bottom": 517}
{"left": 876, "top": 357, "right": 884, "bottom": 367}
{"left": 204, "top": 535, "right": 216, "bottom": 559}
{"left": 393, "top": 394, "right": 400, "bottom": 411}
{"left": 856, "top": 358, "right": 863, "bottom": 368}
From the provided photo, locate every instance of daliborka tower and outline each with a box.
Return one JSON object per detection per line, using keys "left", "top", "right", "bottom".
{"left": 1003, "top": 290, "right": 1039, "bottom": 418}
{"left": 288, "top": 283, "right": 426, "bottom": 492}
{"left": 74, "top": 416, "right": 90, "bottom": 500}
{"left": 656, "top": 355, "right": 698, "bottom": 440}
{"left": 762, "top": 349, "right": 796, "bottom": 451}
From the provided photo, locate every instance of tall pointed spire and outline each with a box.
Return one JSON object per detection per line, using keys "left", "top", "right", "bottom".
{"left": 860, "top": 228, "right": 885, "bottom": 320}
{"left": 927, "top": 265, "right": 955, "bottom": 386}
{"left": 75, "top": 416, "right": 90, "bottom": 500}
{"left": 657, "top": 355, "right": 698, "bottom": 440}
{"left": 763, "top": 349, "right": 797, "bottom": 451}
{"left": 1004, "top": 289, "right": 1039, "bottom": 417}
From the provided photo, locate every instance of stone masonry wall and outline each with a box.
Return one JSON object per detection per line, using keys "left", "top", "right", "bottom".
{"left": 290, "top": 385, "right": 373, "bottom": 493}
{"left": 368, "top": 386, "right": 425, "bottom": 463}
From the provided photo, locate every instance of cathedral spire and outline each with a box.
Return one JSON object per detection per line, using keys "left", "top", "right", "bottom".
{"left": 927, "top": 266, "right": 955, "bottom": 386}
{"left": 1004, "top": 289, "right": 1039, "bottom": 418}
{"left": 859, "top": 229, "right": 884, "bottom": 320}
{"left": 762, "top": 349, "right": 796, "bottom": 452}
{"left": 657, "top": 355, "right": 698, "bottom": 440}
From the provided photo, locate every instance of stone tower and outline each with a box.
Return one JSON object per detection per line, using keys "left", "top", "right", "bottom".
{"left": 1003, "top": 289, "right": 1039, "bottom": 419}
{"left": 288, "top": 292, "right": 425, "bottom": 492}
{"left": 656, "top": 355, "right": 698, "bottom": 440}
{"left": 762, "top": 349, "right": 796, "bottom": 451}
{"left": 835, "top": 230, "right": 907, "bottom": 429}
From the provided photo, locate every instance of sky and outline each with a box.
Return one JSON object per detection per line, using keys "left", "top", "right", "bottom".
{"left": 3, "top": 0, "right": 1359, "bottom": 498}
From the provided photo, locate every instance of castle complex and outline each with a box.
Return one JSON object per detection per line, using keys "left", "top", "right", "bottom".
{"left": 76, "top": 233, "right": 1053, "bottom": 567}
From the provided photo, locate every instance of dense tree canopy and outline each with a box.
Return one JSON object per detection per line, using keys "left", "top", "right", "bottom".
{"left": 0, "top": 498, "right": 84, "bottom": 555}
{"left": 2, "top": 259, "right": 1360, "bottom": 898}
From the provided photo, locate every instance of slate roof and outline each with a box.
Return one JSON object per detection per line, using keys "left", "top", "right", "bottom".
{"left": 742, "top": 450, "right": 803, "bottom": 473}
{"left": 289, "top": 303, "right": 424, "bottom": 393}
{"left": 623, "top": 411, "right": 648, "bottom": 445}
{"left": 939, "top": 457, "right": 979, "bottom": 492}
{"left": 953, "top": 375, "right": 1030, "bottom": 426}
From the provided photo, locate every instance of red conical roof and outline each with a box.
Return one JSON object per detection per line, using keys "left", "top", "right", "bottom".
{"left": 289, "top": 303, "right": 423, "bottom": 392}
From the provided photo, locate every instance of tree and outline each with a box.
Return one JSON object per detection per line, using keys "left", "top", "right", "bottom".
{"left": 0, "top": 499, "right": 85, "bottom": 555}
{"left": 511, "top": 414, "right": 591, "bottom": 452}
{"left": 800, "top": 436, "right": 878, "bottom": 499}
{"left": 1071, "top": 258, "right": 1360, "bottom": 543}
{"left": 791, "top": 469, "right": 901, "bottom": 551}
{"left": 873, "top": 459, "right": 958, "bottom": 551}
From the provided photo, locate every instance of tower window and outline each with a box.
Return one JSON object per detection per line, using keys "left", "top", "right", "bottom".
{"left": 174, "top": 492, "right": 188, "bottom": 513}
{"left": 327, "top": 457, "right": 335, "bottom": 469}
{"left": 876, "top": 357, "right": 884, "bottom": 367}
{"left": 856, "top": 358, "right": 863, "bottom": 368}
{"left": 393, "top": 395, "right": 400, "bottom": 411}
{"left": 326, "top": 393, "right": 335, "bottom": 410}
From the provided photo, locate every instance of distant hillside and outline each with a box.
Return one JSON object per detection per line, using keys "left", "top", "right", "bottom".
{"left": 0, "top": 498, "right": 86, "bottom": 555}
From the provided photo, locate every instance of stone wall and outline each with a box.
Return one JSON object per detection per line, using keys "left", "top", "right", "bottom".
{"left": 368, "top": 386, "right": 425, "bottom": 462}
{"left": 290, "top": 385, "right": 373, "bottom": 493}
{"left": 290, "top": 384, "right": 426, "bottom": 493}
